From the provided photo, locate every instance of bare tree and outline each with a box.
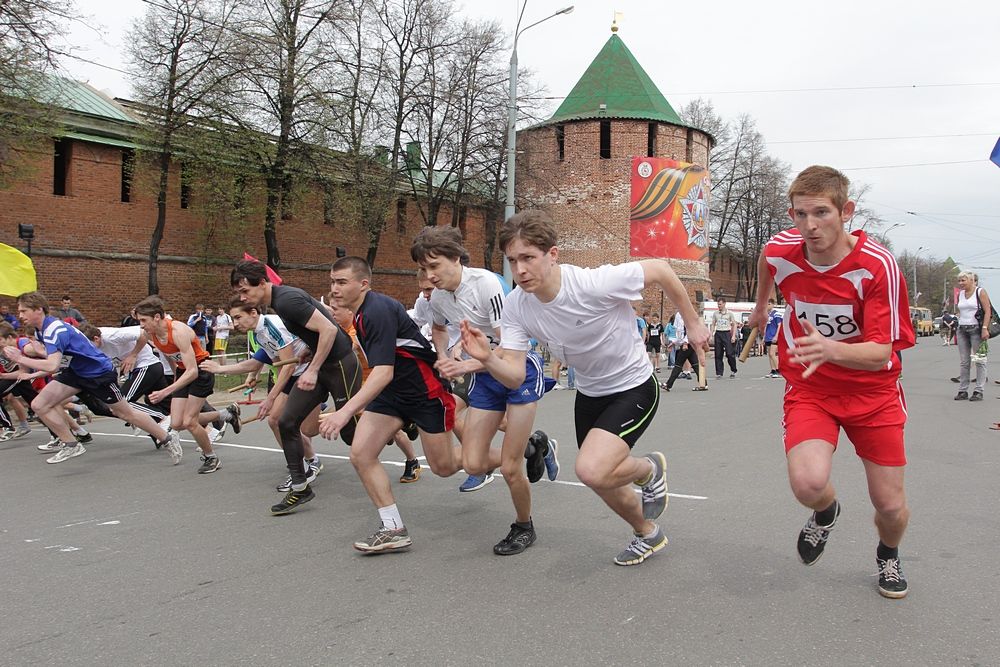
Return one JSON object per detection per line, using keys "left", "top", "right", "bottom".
{"left": 127, "top": 0, "right": 242, "bottom": 294}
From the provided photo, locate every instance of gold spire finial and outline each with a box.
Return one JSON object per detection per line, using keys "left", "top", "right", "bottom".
{"left": 611, "top": 11, "right": 623, "bottom": 33}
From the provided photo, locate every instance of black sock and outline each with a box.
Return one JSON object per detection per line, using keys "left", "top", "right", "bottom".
{"left": 515, "top": 519, "right": 532, "bottom": 530}
{"left": 877, "top": 541, "right": 897, "bottom": 561}
{"left": 815, "top": 500, "right": 838, "bottom": 526}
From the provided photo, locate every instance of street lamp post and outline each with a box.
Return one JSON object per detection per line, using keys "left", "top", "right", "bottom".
{"left": 913, "top": 246, "right": 925, "bottom": 305}
{"left": 504, "top": 3, "right": 574, "bottom": 286}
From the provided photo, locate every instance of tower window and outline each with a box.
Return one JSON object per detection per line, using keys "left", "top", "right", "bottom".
{"left": 180, "top": 163, "right": 191, "bottom": 209}
{"left": 121, "top": 149, "right": 135, "bottom": 202}
{"left": 599, "top": 121, "right": 611, "bottom": 159}
{"left": 647, "top": 122, "right": 657, "bottom": 157}
{"left": 53, "top": 138, "right": 71, "bottom": 196}
{"left": 555, "top": 124, "right": 565, "bottom": 161}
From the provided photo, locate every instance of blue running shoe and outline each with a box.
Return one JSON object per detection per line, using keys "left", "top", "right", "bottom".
{"left": 459, "top": 472, "right": 494, "bottom": 492}
{"left": 543, "top": 437, "right": 560, "bottom": 481}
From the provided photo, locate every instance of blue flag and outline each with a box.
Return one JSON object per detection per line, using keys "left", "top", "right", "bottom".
{"left": 991, "top": 137, "right": 1000, "bottom": 168}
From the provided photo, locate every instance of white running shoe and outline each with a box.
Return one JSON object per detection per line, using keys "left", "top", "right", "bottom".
{"left": 46, "top": 442, "right": 86, "bottom": 464}
{"left": 11, "top": 426, "right": 31, "bottom": 439}
{"left": 38, "top": 436, "right": 62, "bottom": 452}
{"left": 165, "top": 430, "right": 183, "bottom": 465}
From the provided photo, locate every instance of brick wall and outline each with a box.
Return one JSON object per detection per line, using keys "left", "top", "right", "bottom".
{"left": 516, "top": 118, "right": 713, "bottom": 319}
{"left": 0, "top": 137, "right": 497, "bottom": 324}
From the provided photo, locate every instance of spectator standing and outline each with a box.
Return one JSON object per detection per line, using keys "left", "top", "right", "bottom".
{"left": 1, "top": 303, "right": 20, "bottom": 328}
{"left": 213, "top": 305, "right": 233, "bottom": 362}
{"left": 710, "top": 298, "right": 738, "bottom": 378}
{"left": 941, "top": 311, "right": 957, "bottom": 346}
{"left": 954, "top": 271, "right": 991, "bottom": 401}
{"left": 646, "top": 313, "right": 663, "bottom": 373}
{"left": 764, "top": 298, "right": 783, "bottom": 378}
{"left": 54, "top": 295, "right": 86, "bottom": 324}
{"left": 187, "top": 304, "right": 209, "bottom": 349}
{"left": 664, "top": 315, "right": 677, "bottom": 368}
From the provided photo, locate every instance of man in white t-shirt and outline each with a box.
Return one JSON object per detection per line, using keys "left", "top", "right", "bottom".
{"left": 412, "top": 225, "right": 557, "bottom": 555}
{"left": 212, "top": 306, "right": 233, "bottom": 362}
{"left": 462, "top": 210, "right": 710, "bottom": 566}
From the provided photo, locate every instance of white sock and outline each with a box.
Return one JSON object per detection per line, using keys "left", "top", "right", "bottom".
{"left": 72, "top": 427, "right": 88, "bottom": 436}
{"left": 642, "top": 525, "right": 659, "bottom": 540}
{"left": 378, "top": 504, "right": 403, "bottom": 530}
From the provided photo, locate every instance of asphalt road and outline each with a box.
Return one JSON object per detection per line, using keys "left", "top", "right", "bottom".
{"left": 1, "top": 340, "right": 997, "bottom": 666}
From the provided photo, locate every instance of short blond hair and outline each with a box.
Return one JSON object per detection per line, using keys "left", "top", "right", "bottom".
{"left": 957, "top": 271, "right": 978, "bottom": 284}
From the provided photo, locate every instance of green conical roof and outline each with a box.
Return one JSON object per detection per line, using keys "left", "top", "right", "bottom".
{"left": 545, "top": 33, "right": 683, "bottom": 126}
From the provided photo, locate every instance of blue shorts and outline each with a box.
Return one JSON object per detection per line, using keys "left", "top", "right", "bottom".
{"left": 468, "top": 352, "right": 547, "bottom": 412}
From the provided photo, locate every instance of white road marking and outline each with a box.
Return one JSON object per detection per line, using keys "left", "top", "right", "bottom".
{"left": 90, "top": 431, "right": 709, "bottom": 501}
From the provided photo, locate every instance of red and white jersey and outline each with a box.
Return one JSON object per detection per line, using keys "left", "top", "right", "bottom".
{"left": 764, "top": 229, "right": 915, "bottom": 394}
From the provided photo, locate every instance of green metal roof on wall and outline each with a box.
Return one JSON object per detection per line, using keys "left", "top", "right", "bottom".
{"left": 35, "top": 74, "right": 138, "bottom": 124}
{"left": 543, "top": 33, "right": 683, "bottom": 127}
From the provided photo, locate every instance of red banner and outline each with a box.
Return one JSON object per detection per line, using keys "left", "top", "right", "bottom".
{"left": 629, "top": 157, "right": 710, "bottom": 261}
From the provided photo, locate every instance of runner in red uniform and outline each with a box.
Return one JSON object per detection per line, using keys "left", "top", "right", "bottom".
{"left": 749, "top": 165, "right": 915, "bottom": 599}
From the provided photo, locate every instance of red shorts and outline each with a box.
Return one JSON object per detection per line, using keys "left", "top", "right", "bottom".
{"left": 782, "top": 382, "right": 907, "bottom": 466}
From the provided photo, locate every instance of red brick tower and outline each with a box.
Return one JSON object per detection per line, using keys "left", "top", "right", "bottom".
{"left": 515, "top": 28, "right": 713, "bottom": 313}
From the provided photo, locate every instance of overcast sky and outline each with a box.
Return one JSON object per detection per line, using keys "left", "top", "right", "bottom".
{"left": 60, "top": 0, "right": 1000, "bottom": 295}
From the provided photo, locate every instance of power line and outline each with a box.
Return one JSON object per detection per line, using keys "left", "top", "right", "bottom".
{"left": 768, "top": 132, "right": 999, "bottom": 145}
{"left": 840, "top": 159, "right": 986, "bottom": 171}
{"left": 523, "top": 81, "right": 1000, "bottom": 101}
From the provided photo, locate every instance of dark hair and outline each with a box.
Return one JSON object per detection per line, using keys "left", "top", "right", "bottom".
{"left": 410, "top": 226, "right": 466, "bottom": 263}
{"left": 0, "top": 321, "right": 14, "bottom": 338}
{"left": 17, "top": 291, "right": 49, "bottom": 313}
{"left": 331, "top": 256, "right": 372, "bottom": 281}
{"left": 499, "top": 210, "right": 558, "bottom": 253}
{"left": 228, "top": 297, "right": 257, "bottom": 314}
{"left": 231, "top": 259, "right": 269, "bottom": 287}
{"left": 78, "top": 323, "right": 101, "bottom": 340}
{"left": 134, "top": 295, "right": 166, "bottom": 318}
{"left": 62, "top": 295, "right": 71, "bottom": 301}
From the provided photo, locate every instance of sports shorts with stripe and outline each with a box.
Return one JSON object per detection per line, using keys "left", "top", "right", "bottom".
{"left": 573, "top": 373, "right": 660, "bottom": 449}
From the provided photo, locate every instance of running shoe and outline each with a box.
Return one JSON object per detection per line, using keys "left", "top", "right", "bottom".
{"left": 526, "top": 430, "right": 549, "bottom": 483}
{"left": 164, "top": 431, "right": 183, "bottom": 465}
{"left": 74, "top": 431, "right": 93, "bottom": 444}
{"left": 970, "top": 391, "right": 984, "bottom": 402}
{"left": 797, "top": 500, "right": 841, "bottom": 565}
{"left": 614, "top": 526, "right": 668, "bottom": 566}
{"left": 543, "top": 438, "right": 560, "bottom": 481}
{"left": 400, "top": 459, "right": 421, "bottom": 483}
{"left": 0, "top": 429, "right": 14, "bottom": 442}
{"left": 876, "top": 555, "right": 908, "bottom": 599}
{"left": 308, "top": 458, "right": 324, "bottom": 475}
{"left": 46, "top": 442, "right": 86, "bottom": 464}
{"left": 11, "top": 426, "right": 31, "bottom": 439}
{"left": 459, "top": 472, "right": 494, "bottom": 492}
{"left": 270, "top": 485, "right": 315, "bottom": 515}
{"left": 197, "top": 455, "right": 221, "bottom": 474}
{"left": 493, "top": 522, "right": 536, "bottom": 555}
{"left": 227, "top": 403, "right": 242, "bottom": 434}
{"left": 402, "top": 422, "right": 419, "bottom": 442}
{"left": 276, "top": 465, "right": 318, "bottom": 492}
{"left": 639, "top": 452, "right": 668, "bottom": 520}
{"left": 353, "top": 525, "right": 412, "bottom": 553}
{"left": 38, "top": 435, "right": 62, "bottom": 452}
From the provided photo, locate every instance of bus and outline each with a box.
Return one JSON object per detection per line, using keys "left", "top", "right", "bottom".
{"left": 909, "top": 307, "right": 933, "bottom": 337}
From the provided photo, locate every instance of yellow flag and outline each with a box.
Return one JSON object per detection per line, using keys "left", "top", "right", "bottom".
{"left": 0, "top": 243, "right": 37, "bottom": 296}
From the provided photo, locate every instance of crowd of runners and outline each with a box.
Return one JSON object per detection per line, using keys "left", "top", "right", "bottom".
{"left": 1, "top": 165, "right": 922, "bottom": 598}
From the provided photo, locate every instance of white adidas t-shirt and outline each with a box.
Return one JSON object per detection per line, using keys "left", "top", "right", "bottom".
{"left": 501, "top": 263, "right": 652, "bottom": 396}
{"left": 430, "top": 266, "right": 506, "bottom": 349}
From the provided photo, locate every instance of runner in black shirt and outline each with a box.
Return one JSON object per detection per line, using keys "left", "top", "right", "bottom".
{"left": 231, "top": 260, "right": 361, "bottom": 515}
{"left": 321, "top": 256, "right": 464, "bottom": 554}
{"left": 646, "top": 313, "right": 663, "bottom": 373}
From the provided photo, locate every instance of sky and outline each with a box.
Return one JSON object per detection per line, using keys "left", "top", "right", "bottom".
{"left": 58, "top": 0, "right": 1000, "bottom": 293}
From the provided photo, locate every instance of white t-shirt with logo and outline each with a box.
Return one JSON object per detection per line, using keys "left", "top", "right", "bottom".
{"left": 430, "top": 266, "right": 506, "bottom": 352}
{"left": 501, "top": 263, "right": 652, "bottom": 396}
{"left": 98, "top": 326, "right": 160, "bottom": 369}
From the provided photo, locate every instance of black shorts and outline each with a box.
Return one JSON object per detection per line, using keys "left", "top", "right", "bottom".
{"left": 54, "top": 369, "right": 125, "bottom": 406}
{"left": 764, "top": 341, "right": 775, "bottom": 351}
{"left": 646, "top": 340, "right": 661, "bottom": 353}
{"left": 574, "top": 374, "right": 659, "bottom": 449}
{"left": 367, "top": 390, "right": 456, "bottom": 434}
{"left": 171, "top": 369, "right": 215, "bottom": 399}
{"left": 280, "top": 374, "right": 301, "bottom": 395}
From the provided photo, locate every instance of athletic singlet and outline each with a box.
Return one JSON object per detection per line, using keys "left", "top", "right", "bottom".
{"left": 150, "top": 318, "right": 210, "bottom": 370}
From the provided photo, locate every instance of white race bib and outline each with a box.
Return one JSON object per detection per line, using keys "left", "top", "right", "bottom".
{"left": 794, "top": 301, "right": 860, "bottom": 341}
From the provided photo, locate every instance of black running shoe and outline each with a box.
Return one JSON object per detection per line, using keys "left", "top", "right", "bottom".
{"left": 399, "top": 459, "right": 421, "bottom": 483}
{"left": 227, "top": 403, "right": 242, "bottom": 434}
{"left": 525, "top": 430, "right": 548, "bottom": 483}
{"left": 75, "top": 431, "right": 93, "bottom": 444}
{"left": 493, "top": 522, "right": 536, "bottom": 555}
{"left": 402, "top": 421, "right": 419, "bottom": 442}
{"left": 270, "top": 485, "right": 315, "bottom": 515}
{"left": 876, "top": 555, "right": 908, "bottom": 599}
{"left": 797, "top": 501, "right": 841, "bottom": 565}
